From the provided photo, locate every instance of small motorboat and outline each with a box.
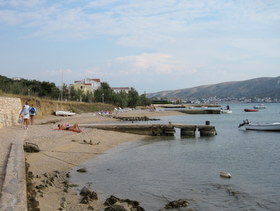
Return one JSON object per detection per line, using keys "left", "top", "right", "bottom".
{"left": 238, "top": 119, "right": 280, "bottom": 131}
{"left": 253, "top": 104, "right": 266, "bottom": 109}
{"left": 220, "top": 109, "right": 232, "bottom": 114}
{"left": 220, "top": 171, "right": 231, "bottom": 178}
{"left": 244, "top": 108, "right": 258, "bottom": 112}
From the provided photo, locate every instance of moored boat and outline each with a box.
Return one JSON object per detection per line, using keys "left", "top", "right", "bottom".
{"left": 244, "top": 108, "right": 258, "bottom": 112}
{"left": 220, "top": 109, "right": 232, "bottom": 114}
{"left": 238, "top": 120, "right": 280, "bottom": 131}
{"left": 55, "top": 110, "right": 76, "bottom": 116}
{"left": 253, "top": 104, "right": 266, "bottom": 109}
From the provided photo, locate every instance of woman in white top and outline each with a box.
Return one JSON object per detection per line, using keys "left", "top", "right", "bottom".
{"left": 19, "top": 102, "right": 30, "bottom": 129}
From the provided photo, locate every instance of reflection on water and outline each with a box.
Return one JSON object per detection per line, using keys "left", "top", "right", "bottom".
{"left": 71, "top": 104, "right": 280, "bottom": 210}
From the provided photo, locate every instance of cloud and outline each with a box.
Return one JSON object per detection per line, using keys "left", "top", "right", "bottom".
{"left": 114, "top": 53, "right": 180, "bottom": 74}
{"left": 1, "top": 0, "right": 279, "bottom": 43}
{"left": 0, "top": 0, "right": 42, "bottom": 7}
{"left": 1, "top": 0, "right": 279, "bottom": 92}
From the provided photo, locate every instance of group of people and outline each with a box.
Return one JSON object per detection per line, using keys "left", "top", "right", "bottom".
{"left": 19, "top": 102, "right": 36, "bottom": 129}
{"left": 19, "top": 101, "right": 82, "bottom": 132}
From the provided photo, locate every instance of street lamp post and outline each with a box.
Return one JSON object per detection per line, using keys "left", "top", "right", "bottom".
{"left": 102, "top": 93, "right": 104, "bottom": 103}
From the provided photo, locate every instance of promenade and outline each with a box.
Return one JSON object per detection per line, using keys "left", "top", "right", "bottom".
{"left": 0, "top": 126, "right": 27, "bottom": 210}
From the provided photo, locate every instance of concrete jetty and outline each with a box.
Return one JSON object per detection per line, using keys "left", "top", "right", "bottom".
{"left": 178, "top": 109, "right": 221, "bottom": 114}
{"left": 79, "top": 123, "right": 217, "bottom": 137}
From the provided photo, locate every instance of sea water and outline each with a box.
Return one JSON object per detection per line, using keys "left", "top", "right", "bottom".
{"left": 70, "top": 103, "right": 280, "bottom": 210}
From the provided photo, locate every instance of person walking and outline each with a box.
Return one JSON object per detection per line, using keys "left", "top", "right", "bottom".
{"left": 29, "top": 104, "right": 36, "bottom": 125}
{"left": 19, "top": 102, "right": 30, "bottom": 129}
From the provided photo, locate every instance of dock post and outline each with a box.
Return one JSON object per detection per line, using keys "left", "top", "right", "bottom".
{"left": 180, "top": 126, "right": 197, "bottom": 137}
{"left": 163, "top": 126, "right": 175, "bottom": 136}
{"left": 198, "top": 126, "right": 217, "bottom": 136}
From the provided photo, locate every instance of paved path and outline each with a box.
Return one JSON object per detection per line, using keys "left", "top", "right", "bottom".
{"left": 0, "top": 126, "right": 26, "bottom": 202}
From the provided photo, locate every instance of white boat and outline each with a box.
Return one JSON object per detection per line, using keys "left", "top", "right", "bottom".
{"left": 220, "top": 109, "right": 232, "bottom": 114}
{"left": 239, "top": 120, "right": 280, "bottom": 131}
{"left": 55, "top": 110, "right": 76, "bottom": 116}
{"left": 253, "top": 104, "right": 266, "bottom": 109}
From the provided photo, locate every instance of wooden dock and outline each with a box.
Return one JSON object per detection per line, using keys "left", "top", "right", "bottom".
{"left": 79, "top": 123, "right": 217, "bottom": 137}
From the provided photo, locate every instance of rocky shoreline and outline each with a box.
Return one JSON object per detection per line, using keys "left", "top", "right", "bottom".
{"left": 24, "top": 110, "right": 186, "bottom": 210}
{"left": 26, "top": 163, "right": 192, "bottom": 211}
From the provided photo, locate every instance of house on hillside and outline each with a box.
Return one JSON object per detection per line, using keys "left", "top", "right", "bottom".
{"left": 72, "top": 78, "right": 101, "bottom": 93}
{"left": 112, "top": 87, "right": 130, "bottom": 94}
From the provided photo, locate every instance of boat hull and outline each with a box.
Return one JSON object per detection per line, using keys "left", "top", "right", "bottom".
{"left": 244, "top": 109, "right": 258, "bottom": 112}
{"left": 245, "top": 123, "right": 280, "bottom": 131}
{"left": 253, "top": 106, "right": 266, "bottom": 109}
{"left": 253, "top": 104, "right": 266, "bottom": 109}
{"left": 220, "top": 110, "right": 232, "bottom": 114}
{"left": 55, "top": 111, "right": 76, "bottom": 116}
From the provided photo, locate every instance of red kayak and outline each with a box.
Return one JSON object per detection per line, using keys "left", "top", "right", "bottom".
{"left": 244, "top": 108, "right": 259, "bottom": 112}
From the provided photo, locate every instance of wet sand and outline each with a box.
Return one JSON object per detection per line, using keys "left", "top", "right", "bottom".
{"left": 24, "top": 110, "right": 183, "bottom": 210}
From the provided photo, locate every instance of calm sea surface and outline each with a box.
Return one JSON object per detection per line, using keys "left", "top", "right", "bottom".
{"left": 71, "top": 103, "right": 280, "bottom": 210}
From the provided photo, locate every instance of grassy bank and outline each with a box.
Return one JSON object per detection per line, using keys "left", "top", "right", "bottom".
{"left": 1, "top": 93, "right": 115, "bottom": 118}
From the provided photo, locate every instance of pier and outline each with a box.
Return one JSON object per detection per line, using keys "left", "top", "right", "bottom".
{"left": 79, "top": 123, "right": 217, "bottom": 137}
{"left": 112, "top": 116, "right": 160, "bottom": 121}
{"left": 178, "top": 109, "right": 221, "bottom": 114}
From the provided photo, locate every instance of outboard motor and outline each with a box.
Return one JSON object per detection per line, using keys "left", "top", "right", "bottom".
{"left": 238, "top": 119, "right": 249, "bottom": 128}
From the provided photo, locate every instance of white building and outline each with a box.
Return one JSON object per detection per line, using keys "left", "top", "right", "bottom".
{"left": 73, "top": 78, "right": 101, "bottom": 93}
{"left": 112, "top": 87, "right": 130, "bottom": 94}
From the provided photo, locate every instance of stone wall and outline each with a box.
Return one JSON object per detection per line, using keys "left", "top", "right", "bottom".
{"left": 0, "top": 97, "right": 22, "bottom": 128}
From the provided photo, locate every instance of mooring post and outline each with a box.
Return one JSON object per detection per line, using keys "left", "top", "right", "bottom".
{"left": 163, "top": 125, "right": 175, "bottom": 136}
{"left": 198, "top": 125, "right": 217, "bottom": 136}
{"left": 180, "top": 126, "right": 197, "bottom": 137}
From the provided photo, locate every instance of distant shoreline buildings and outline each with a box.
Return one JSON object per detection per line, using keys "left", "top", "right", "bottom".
{"left": 153, "top": 96, "right": 279, "bottom": 104}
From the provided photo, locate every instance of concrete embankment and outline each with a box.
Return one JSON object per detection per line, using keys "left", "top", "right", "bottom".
{"left": 0, "top": 128, "right": 27, "bottom": 211}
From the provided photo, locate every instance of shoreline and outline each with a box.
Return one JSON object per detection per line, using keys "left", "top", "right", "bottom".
{"left": 24, "top": 110, "right": 184, "bottom": 210}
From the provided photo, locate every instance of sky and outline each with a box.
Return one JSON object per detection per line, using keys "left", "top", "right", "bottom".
{"left": 0, "top": 0, "right": 279, "bottom": 94}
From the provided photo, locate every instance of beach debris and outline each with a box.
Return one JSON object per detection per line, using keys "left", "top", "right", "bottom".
{"left": 82, "top": 139, "right": 100, "bottom": 145}
{"left": 77, "top": 167, "right": 87, "bottom": 173}
{"left": 220, "top": 171, "right": 232, "bottom": 179}
{"left": 104, "top": 195, "right": 144, "bottom": 211}
{"left": 164, "top": 199, "right": 189, "bottom": 209}
{"left": 24, "top": 142, "right": 40, "bottom": 153}
{"left": 80, "top": 186, "right": 98, "bottom": 204}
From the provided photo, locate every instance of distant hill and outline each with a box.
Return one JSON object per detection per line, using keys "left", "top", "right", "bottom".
{"left": 147, "top": 76, "right": 280, "bottom": 99}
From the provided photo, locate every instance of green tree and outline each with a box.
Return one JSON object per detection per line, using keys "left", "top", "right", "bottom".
{"left": 113, "top": 91, "right": 128, "bottom": 107}
{"left": 94, "top": 82, "right": 114, "bottom": 103}
{"left": 127, "top": 88, "right": 139, "bottom": 108}
{"left": 138, "top": 93, "right": 152, "bottom": 106}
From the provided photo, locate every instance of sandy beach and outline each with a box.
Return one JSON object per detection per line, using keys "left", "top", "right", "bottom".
{"left": 23, "top": 109, "right": 183, "bottom": 210}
